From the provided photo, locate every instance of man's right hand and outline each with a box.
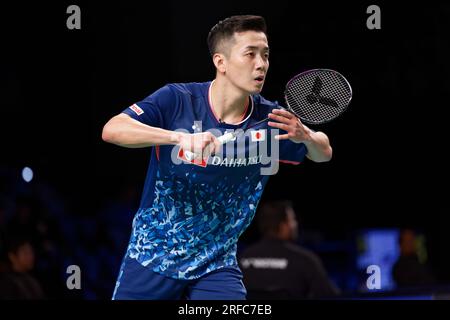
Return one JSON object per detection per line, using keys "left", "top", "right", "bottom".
{"left": 176, "top": 132, "right": 221, "bottom": 160}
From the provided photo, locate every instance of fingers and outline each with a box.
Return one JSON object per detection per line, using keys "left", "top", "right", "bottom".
{"left": 268, "top": 112, "right": 294, "bottom": 124}
{"left": 204, "top": 133, "right": 221, "bottom": 156}
{"left": 268, "top": 111, "right": 308, "bottom": 143}
{"left": 271, "top": 108, "right": 294, "bottom": 119}
{"left": 274, "top": 133, "right": 290, "bottom": 140}
{"left": 188, "top": 132, "right": 221, "bottom": 159}
{"left": 212, "top": 137, "right": 222, "bottom": 154}
{"left": 268, "top": 121, "right": 289, "bottom": 131}
{"left": 270, "top": 109, "right": 306, "bottom": 131}
{"left": 201, "top": 144, "right": 212, "bottom": 159}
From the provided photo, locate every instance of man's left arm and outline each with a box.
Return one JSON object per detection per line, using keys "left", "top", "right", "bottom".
{"left": 268, "top": 108, "right": 332, "bottom": 163}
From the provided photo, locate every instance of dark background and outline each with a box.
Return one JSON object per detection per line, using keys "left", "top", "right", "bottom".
{"left": 1, "top": 1, "right": 449, "bottom": 298}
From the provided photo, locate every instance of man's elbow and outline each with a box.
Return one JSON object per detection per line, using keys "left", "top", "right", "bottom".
{"left": 322, "top": 146, "right": 333, "bottom": 162}
{"left": 309, "top": 146, "right": 333, "bottom": 163}
{"left": 102, "top": 122, "right": 118, "bottom": 144}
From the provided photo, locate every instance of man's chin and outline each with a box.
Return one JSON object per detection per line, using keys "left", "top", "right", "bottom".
{"left": 249, "top": 85, "right": 264, "bottom": 94}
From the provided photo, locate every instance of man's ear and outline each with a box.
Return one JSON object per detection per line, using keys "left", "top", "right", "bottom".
{"left": 213, "top": 53, "right": 226, "bottom": 74}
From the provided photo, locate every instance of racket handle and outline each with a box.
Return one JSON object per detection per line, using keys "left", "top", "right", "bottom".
{"left": 217, "top": 132, "right": 236, "bottom": 144}
{"left": 182, "top": 132, "right": 236, "bottom": 160}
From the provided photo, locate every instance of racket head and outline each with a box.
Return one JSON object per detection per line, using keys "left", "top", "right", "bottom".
{"left": 284, "top": 68, "right": 352, "bottom": 125}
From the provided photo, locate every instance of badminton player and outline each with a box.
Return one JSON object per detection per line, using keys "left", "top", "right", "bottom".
{"left": 102, "top": 15, "right": 332, "bottom": 300}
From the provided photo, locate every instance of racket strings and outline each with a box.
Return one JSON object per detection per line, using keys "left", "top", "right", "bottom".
{"left": 285, "top": 70, "right": 351, "bottom": 124}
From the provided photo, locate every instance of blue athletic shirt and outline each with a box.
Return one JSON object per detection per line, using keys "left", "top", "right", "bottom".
{"left": 121, "top": 81, "right": 307, "bottom": 280}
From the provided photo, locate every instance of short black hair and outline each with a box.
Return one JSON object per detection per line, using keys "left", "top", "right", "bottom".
{"left": 257, "top": 200, "right": 293, "bottom": 236}
{"left": 4, "top": 234, "right": 31, "bottom": 255}
{"left": 207, "top": 15, "right": 267, "bottom": 56}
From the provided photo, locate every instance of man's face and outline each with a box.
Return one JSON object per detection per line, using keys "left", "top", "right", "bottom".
{"left": 9, "top": 243, "right": 35, "bottom": 272}
{"left": 286, "top": 208, "right": 299, "bottom": 241}
{"left": 400, "top": 230, "right": 417, "bottom": 256}
{"left": 223, "top": 31, "right": 269, "bottom": 94}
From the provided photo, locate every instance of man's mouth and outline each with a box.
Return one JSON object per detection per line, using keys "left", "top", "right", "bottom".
{"left": 254, "top": 76, "right": 265, "bottom": 83}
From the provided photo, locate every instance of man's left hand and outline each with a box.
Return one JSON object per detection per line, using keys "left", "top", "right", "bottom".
{"left": 268, "top": 109, "right": 311, "bottom": 143}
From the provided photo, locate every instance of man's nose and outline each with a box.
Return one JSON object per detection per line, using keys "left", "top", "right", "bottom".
{"left": 255, "top": 54, "right": 267, "bottom": 70}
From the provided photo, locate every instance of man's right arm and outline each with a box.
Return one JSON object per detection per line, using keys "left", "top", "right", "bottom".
{"left": 102, "top": 114, "right": 220, "bottom": 156}
{"left": 102, "top": 113, "right": 181, "bottom": 148}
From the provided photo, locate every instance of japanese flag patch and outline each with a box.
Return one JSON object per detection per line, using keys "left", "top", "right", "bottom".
{"left": 251, "top": 129, "right": 266, "bottom": 142}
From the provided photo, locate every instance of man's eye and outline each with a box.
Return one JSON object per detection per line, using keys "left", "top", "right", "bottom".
{"left": 246, "top": 52, "right": 254, "bottom": 56}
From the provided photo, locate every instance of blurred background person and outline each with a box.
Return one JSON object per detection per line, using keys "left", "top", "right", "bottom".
{"left": 239, "top": 200, "right": 340, "bottom": 299}
{"left": 392, "top": 228, "right": 435, "bottom": 289}
{"left": 0, "top": 234, "right": 45, "bottom": 299}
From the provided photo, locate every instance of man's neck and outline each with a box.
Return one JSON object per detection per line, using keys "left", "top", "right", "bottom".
{"left": 11, "top": 264, "right": 27, "bottom": 273}
{"left": 210, "top": 78, "right": 249, "bottom": 124}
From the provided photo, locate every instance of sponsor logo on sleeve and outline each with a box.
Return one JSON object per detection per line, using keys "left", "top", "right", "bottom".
{"left": 130, "top": 104, "right": 144, "bottom": 116}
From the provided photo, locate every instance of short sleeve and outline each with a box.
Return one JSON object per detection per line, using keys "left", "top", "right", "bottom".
{"left": 121, "top": 85, "right": 177, "bottom": 129}
{"left": 278, "top": 139, "right": 307, "bottom": 165}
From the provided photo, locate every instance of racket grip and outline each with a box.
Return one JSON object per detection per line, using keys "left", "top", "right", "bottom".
{"left": 217, "top": 132, "right": 236, "bottom": 144}
{"left": 182, "top": 132, "right": 236, "bottom": 160}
